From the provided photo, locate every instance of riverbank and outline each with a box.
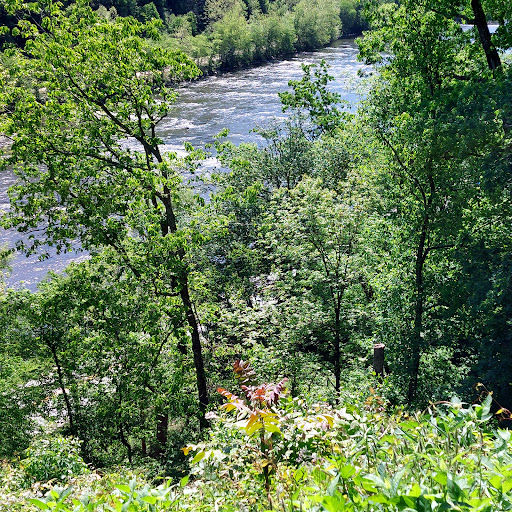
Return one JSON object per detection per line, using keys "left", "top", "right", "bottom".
{"left": 150, "top": 0, "right": 367, "bottom": 76}
{"left": 190, "top": 33, "right": 363, "bottom": 77}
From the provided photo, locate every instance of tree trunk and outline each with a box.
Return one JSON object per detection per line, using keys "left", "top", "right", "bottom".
{"left": 373, "top": 343, "right": 385, "bottom": 379}
{"left": 408, "top": 217, "right": 428, "bottom": 403}
{"left": 470, "top": 0, "right": 511, "bottom": 135}
{"left": 333, "top": 306, "right": 341, "bottom": 403}
{"left": 119, "top": 424, "right": 133, "bottom": 464}
{"left": 180, "top": 282, "right": 209, "bottom": 430}
{"left": 47, "top": 339, "right": 75, "bottom": 435}
{"left": 471, "top": 0, "right": 502, "bottom": 72}
{"left": 160, "top": 191, "right": 209, "bottom": 429}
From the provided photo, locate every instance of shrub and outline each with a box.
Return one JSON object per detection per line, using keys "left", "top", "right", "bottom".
{"left": 21, "top": 436, "right": 89, "bottom": 485}
{"left": 8, "top": 366, "right": 512, "bottom": 511}
{"left": 183, "top": 365, "right": 512, "bottom": 511}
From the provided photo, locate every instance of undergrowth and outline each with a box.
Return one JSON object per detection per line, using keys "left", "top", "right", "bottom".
{"left": 2, "top": 362, "right": 511, "bottom": 511}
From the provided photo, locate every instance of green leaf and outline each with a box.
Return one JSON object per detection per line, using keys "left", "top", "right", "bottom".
{"left": 263, "top": 423, "right": 282, "bottom": 434}
{"left": 191, "top": 450, "right": 206, "bottom": 464}
{"left": 340, "top": 465, "right": 356, "bottom": 479}
{"left": 326, "top": 474, "right": 340, "bottom": 497}
{"left": 29, "top": 499, "right": 50, "bottom": 511}
{"left": 322, "top": 494, "right": 346, "bottom": 512}
{"left": 434, "top": 472, "right": 447, "bottom": 486}
{"left": 115, "top": 485, "right": 132, "bottom": 494}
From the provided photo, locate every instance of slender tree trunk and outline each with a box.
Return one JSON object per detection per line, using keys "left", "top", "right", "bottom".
{"left": 160, "top": 191, "right": 209, "bottom": 429}
{"left": 47, "top": 339, "right": 75, "bottom": 434}
{"left": 470, "top": 0, "right": 511, "bottom": 135}
{"left": 180, "top": 282, "right": 209, "bottom": 430}
{"left": 471, "top": 0, "right": 502, "bottom": 72}
{"left": 334, "top": 306, "right": 341, "bottom": 403}
{"left": 119, "top": 423, "right": 133, "bottom": 464}
{"left": 408, "top": 216, "right": 428, "bottom": 403}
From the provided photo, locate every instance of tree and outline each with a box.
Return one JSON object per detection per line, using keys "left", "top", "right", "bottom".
{"left": 203, "top": 0, "right": 246, "bottom": 25}
{"left": 292, "top": 0, "right": 340, "bottom": 51}
{"left": 210, "top": 9, "right": 252, "bottom": 68}
{"left": 0, "top": 288, "right": 47, "bottom": 457}
{"left": 260, "top": 175, "right": 374, "bottom": 399}
{"left": 138, "top": 1, "right": 161, "bottom": 22}
{"left": 196, "top": 61, "right": 371, "bottom": 399}
{"left": 359, "top": 0, "right": 511, "bottom": 404}
{"left": 1, "top": 0, "right": 210, "bottom": 428}
{"left": 248, "top": 11, "right": 296, "bottom": 62}
{"left": 13, "top": 256, "right": 199, "bottom": 463}
{"left": 339, "top": 0, "right": 367, "bottom": 36}
{"left": 279, "top": 60, "right": 347, "bottom": 137}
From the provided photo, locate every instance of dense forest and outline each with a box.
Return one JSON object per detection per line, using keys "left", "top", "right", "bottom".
{"left": 0, "top": 0, "right": 368, "bottom": 71}
{"left": 0, "top": 0, "right": 512, "bottom": 510}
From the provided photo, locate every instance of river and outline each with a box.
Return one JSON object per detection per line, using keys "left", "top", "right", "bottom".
{"left": 0, "top": 38, "right": 367, "bottom": 290}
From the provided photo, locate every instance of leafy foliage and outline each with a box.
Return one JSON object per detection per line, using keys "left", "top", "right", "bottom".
{"left": 21, "top": 436, "right": 89, "bottom": 486}
{"left": 1, "top": 2, "right": 512, "bottom": 511}
{"left": 279, "top": 60, "right": 348, "bottom": 136}
{"left": 7, "top": 390, "right": 511, "bottom": 511}
{"left": 1, "top": 0, "right": 210, "bottom": 434}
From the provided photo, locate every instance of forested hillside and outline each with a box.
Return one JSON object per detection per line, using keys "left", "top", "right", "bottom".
{"left": 0, "top": 0, "right": 367, "bottom": 71}
{"left": 0, "top": 0, "right": 511, "bottom": 510}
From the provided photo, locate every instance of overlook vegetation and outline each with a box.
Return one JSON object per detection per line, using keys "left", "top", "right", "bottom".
{"left": 0, "top": 0, "right": 512, "bottom": 509}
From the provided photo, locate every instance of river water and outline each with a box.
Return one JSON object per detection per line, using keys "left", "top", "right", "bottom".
{"left": 1, "top": 38, "right": 367, "bottom": 290}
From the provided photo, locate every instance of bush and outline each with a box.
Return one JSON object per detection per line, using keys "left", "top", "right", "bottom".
{"left": 21, "top": 436, "right": 89, "bottom": 485}
{"left": 180, "top": 363, "right": 512, "bottom": 510}
{"left": 6, "top": 390, "right": 512, "bottom": 511}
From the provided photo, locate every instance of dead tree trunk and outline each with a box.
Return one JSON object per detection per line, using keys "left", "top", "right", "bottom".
{"left": 373, "top": 343, "right": 385, "bottom": 379}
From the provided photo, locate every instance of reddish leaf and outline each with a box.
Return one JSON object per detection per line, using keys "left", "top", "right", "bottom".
{"left": 233, "top": 359, "right": 257, "bottom": 385}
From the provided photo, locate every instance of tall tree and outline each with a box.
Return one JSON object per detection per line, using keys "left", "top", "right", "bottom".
{"left": 359, "top": 0, "right": 510, "bottom": 404}
{"left": 1, "top": 0, "right": 210, "bottom": 428}
{"left": 260, "top": 175, "right": 374, "bottom": 399}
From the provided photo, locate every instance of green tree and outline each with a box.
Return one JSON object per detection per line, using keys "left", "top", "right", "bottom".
{"left": 278, "top": 60, "right": 347, "bottom": 136}
{"left": 198, "top": 59, "right": 366, "bottom": 396}
{"left": 339, "top": 0, "right": 367, "bottom": 36}
{"left": 138, "top": 1, "right": 161, "bottom": 22}
{"left": 359, "top": 0, "right": 511, "bottom": 404}
{"left": 112, "top": 0, "right": 139, "bottom": 17}
{"left": 1, "top": 0, "right": 210, "bottom": 428}
{"left": 203, "top": 0, "right": 246, "bottom": 25}
{"left": 211, "top": 9, "right": 252, "bottom": 68}
{"left": 249, "top": 11, "right": 296, "bottom": 62}
{"left": 292, "top": 0, "right": 340, "bottom": 51}
{"left": 0, "top": 296, "right": 44, "bottom": 457}
{"left": 260, "top": 175, "right": 374, "bottom": 399}
{"left": 20, "top": 256, "right": 199, "bottom": 463}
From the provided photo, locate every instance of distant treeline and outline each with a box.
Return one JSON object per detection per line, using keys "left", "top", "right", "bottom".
{"left": 93, "top": 0, "right": 369, "bottom": 70}
{"left": 159, "top": 0, "right": 368, "bottom": 70}
{"left": 89, "top": 0, "right": 367, "bottom": 34}
{"left": 0, "top": 0, "right": 368, "bottom": 71}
